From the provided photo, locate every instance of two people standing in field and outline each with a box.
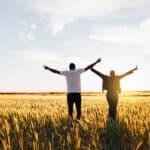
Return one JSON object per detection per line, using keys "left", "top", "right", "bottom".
{"left": 91, "top": 66, "right": 138, "bottom": 119}
{"left": 44, "top": 58, "right": 101, "bottom": 121}
{"left": 44, "top": 58, "right": 138, "bottom": 121}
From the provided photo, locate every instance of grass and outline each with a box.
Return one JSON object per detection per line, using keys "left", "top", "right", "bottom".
{"left": 0, "top": 92, "right": 149, "bottom": 150}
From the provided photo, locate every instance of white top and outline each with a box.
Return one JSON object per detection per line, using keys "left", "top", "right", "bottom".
{"left": 60, "top": 68, "right": 85, "bottom": 93}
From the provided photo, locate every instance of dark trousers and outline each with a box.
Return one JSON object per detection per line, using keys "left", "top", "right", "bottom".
{"left": 106, "top": 91, "right": 118, "bottom": 119}
{"left": 67, "top": 93, "right": 81, "bottom": 120}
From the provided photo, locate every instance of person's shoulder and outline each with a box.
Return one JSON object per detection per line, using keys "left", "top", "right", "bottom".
{"left": 104, "top": 75, "right": 109, "bottom": 79}
{"left": 77, "top": 68, "right": 84, "bottom": 71}
{"left": 116, "top": 75, "right": 122, "bottom": 78}
{"left": 60, "top": 70, "right": 69, "bottom": 75}
{"left": 76, "top": 68, "right": 85, "bottom": 73}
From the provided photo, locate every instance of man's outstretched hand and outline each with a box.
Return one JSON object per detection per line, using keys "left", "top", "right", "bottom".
{"left": 43, "top": 65, "right": 48, "bottom": 70}
{"left": 129, "top": 66, "right": 138, "bottom": 73}
{"left": 132, "top": 66, "right": 138, "bottom": 72}
{"left": 135, "top": 66, "right": 138, "bottom": 70}
{"left": 96, "top": 58, "right": 101, "bottom": 63}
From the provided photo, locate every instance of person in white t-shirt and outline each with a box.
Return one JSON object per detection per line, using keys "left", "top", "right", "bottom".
{"left": 43, "top": 58, "right": 101, "bottom": 120}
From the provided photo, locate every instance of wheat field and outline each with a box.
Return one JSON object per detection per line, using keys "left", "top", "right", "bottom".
{"left": 0, "top": 92, "right": 149, "bottom": 150}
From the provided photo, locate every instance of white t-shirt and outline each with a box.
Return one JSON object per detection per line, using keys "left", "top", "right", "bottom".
{"left": 60, "top": 68, "right": 85, "bottom": 93}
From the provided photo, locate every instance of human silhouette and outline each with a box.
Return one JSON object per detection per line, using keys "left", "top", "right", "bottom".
{"left": 44, "top": 58, "right": 101, "bottom": 121}
{"left": 91, "top": 66, "right": 138, "bottom": 119}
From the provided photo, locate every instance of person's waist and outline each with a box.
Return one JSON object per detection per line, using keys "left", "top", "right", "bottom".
{"left": 107, "top": 90, "right": 118, "bottom": 94}
{"left": 67, "top": 88, "right": 81, "bottom": 92}
{"left": 67, "top": 92, "right": 80, "bottom": 94}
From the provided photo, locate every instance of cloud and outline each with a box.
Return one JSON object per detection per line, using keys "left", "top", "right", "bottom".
{"left": 22, "top": 0, "right": 148, "bottom": 17}
{"left": 20, "top": 0, "right": 150, "bottom": 33}
{"left": 19, "top": 22, "right": 37, "bottom": 41}
{"left": 51, "top": 16, "right": 74, "bottom": 34}
{"left": 20, "top": 22, "right": 37, "bottom": 30}
{"left": 19, "top": 31, "right": 36, "bottom": 41}
{"left": 12, "top": 48, "right": 60, "bottom": 61}
{"left": 88, "top": 18, "right": 150, "bottom": 48}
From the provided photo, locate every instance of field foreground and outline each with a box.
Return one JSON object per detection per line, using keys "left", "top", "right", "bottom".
{"left": 0, "top": 92, "right": 149, "bottom": 150}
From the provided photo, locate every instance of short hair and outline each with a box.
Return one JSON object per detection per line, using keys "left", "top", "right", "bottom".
{"left": 110, "top": 70, "right": 115, "bottom": 76}
{"left": 69, "top": 63, "right": 76, "bottom": 70}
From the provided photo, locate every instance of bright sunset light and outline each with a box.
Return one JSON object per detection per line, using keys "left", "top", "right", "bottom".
{"left": 0, "top": 1, "right": 150, "bottom": 149}
{"left": 0, "top": 0, "right": 150, "bottom": 92}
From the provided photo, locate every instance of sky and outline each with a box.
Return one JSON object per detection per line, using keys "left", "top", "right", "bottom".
{"left": 0, "top": 0, "right": 150, "bottom": 92}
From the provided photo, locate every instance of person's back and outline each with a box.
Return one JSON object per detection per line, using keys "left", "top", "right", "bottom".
{"left": 103, "top": 75, "right": 121, "bottom": 92}
{"left": 44, "top": 58, "right": 101, "bottom": 120}
{"left": 91, "top": 67, "right": 138, "bottom": 119}
{"left": 60, "top": 68, "right": 84, "bottom": 93}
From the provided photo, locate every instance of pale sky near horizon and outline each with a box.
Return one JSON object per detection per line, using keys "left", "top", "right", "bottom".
{"left": 0, "top": 0, "right": 150, "bottom": 92}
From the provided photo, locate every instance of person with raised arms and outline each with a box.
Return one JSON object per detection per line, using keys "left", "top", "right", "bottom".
{"left": 43, "top": 58, "right": 101, "bottom": 121}
{"left": 91, "top": 66, "right": 138, "bottom": 120}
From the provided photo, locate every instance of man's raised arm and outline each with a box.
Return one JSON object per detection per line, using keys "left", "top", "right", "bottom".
{"left": 84, "top": 58, "right": 101, "bottom": 71}
{"left": 43, "top": 65, "right": 61, "bottom": 74}
{"left": 120, "top": 66, "right": 138, "bottom": 79}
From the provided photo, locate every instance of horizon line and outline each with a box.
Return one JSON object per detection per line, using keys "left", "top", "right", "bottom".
{"left": 0, "top": 90, "right": 150, "bottom": 94}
